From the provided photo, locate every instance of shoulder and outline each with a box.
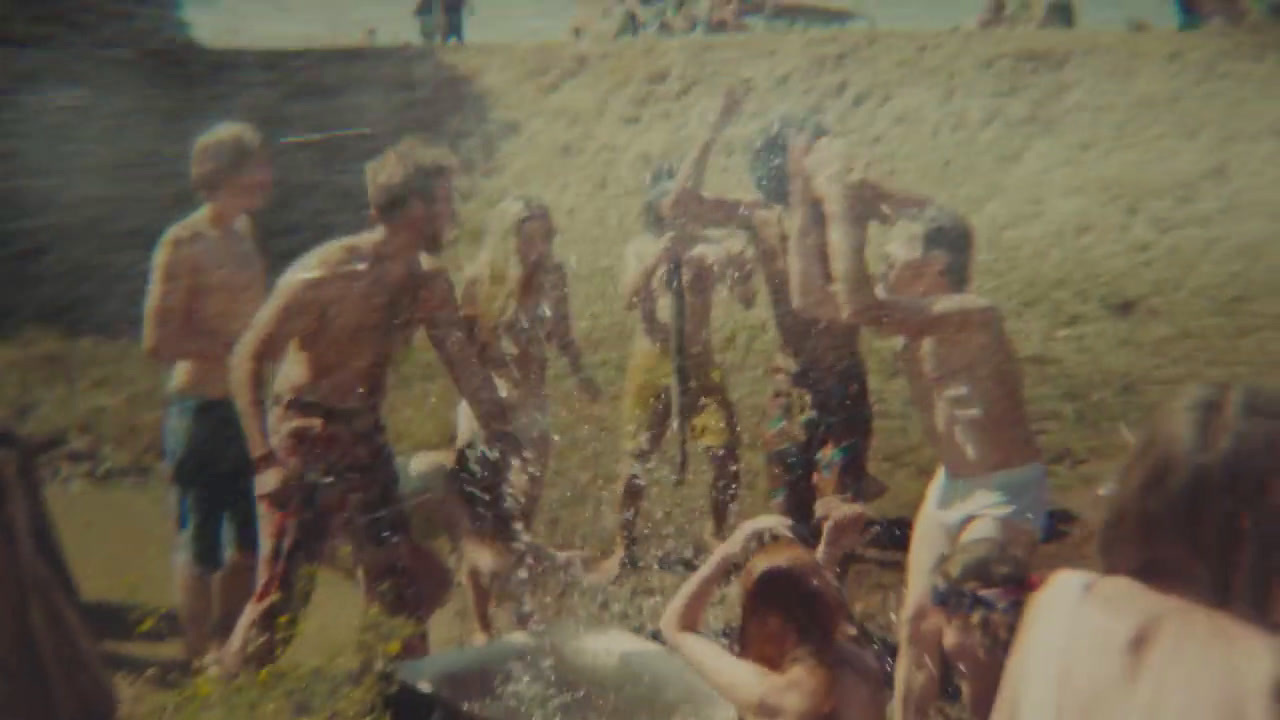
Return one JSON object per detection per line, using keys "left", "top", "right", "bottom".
{"left": 277, "top": 232, "right": 374, "bottom": 288}
{"left": 153, "top": 210, "right": 210, "bottom": 259}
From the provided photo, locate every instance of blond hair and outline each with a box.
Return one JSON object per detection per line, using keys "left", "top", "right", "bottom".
{"left": 461, "top": 196, "right": 552, "bottom": 346}
{"left": 190, "top": 121, "right": 265, "bottom": 197}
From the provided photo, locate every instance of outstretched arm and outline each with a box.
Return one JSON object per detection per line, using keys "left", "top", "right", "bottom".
{"left": 419, "top": 268, "right": 514, "bottom": 436}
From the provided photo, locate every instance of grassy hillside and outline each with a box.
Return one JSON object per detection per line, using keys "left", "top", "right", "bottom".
{"left": 4, "top": 27, "right": 1279, "bottom": 718}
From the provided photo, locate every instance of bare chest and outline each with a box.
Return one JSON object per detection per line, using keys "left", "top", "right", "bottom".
{"left": 188, "top": 234, "right": 267, "bottom": 331}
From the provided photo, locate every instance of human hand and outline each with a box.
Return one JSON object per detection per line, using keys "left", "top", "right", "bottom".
{"left": 717, "top": 514, "right": 796, "bottom": 563}
{"left": 815, "top": 496, "right": 873, "bottom": 555}
{"left": 255, "top": 465, "right": 297, "bottom": 512}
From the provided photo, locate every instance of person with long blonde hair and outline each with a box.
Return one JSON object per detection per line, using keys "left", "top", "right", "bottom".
{"left": 660, "top": 507, "right": 890, "bottom": 720}
{"left": 456, "top": 196, "right": 601, "bottom": 526}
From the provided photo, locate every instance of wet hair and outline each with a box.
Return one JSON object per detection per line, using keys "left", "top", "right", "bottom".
{"left": 1098, "top": 383, "right": 1279, "bottom": 627}
{"left": 920, "top": 211, "right": 974, "bottom": 291}
{"left": 190, "top": 121, "right": 265, "bottom": 197}
{"left": 364, "top": 136, "right": 458, "bottom": 222}
{"left": 738, "top": 539, "right": 846, "bottom": 673}
{"left": 750, "top": 116, "right": 829, "bottom": 206}
{"left": 642, "top": 162, "right": 677, "bottom": 234}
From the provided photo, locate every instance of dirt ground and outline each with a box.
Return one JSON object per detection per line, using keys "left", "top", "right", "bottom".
{"left": 3, "top": 24, "right": 1279, "bottom": 719}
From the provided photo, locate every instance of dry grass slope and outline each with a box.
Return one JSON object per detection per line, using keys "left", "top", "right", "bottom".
{"left": 3, "top": 27, "right": 1279, "bottom": 718}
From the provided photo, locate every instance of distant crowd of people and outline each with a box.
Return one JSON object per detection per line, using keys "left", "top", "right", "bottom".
{"left": 414, "top": 0, "right": 472, "bottom": 46}
{"left": 143, "top": 76, "right": 1276, "bottom": 720}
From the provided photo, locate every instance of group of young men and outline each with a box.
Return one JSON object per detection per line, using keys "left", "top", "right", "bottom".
{"left": 144, "top": 81, "right": 1051, "bottom": 704}
{"left": 145, "top": 125, "right": 520, "bottom": 672}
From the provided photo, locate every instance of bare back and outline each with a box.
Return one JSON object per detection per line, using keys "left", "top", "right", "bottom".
{"left": 142, "top": 208, "right": 267, "bottom": 397}
{"left": 991, "top": 569, "right": 1280, "bottom": 720}
{"left": 898, "top": 307, "right": 1039, "bottom": 478}
{"left": 747, "top": 208, "right": 861, "bottom": 371}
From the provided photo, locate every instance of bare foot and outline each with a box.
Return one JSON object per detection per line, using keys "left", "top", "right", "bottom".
{"left": 584, "top": 546, "right": 637, "bottom": 586}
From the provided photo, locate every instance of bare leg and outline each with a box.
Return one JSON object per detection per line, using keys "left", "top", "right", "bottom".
{"left": 618, "top": 389, "right": 670, "bottom": 560}
{"left": 219, "top": 503, "right": 323, "bottom": 676}
{"left": 212, "top": 551, "right": 256, "bottom": 647}
{"left": 176, "top": 561, "right": 214, "bottom": 663}
{"left": 702, "top": 387, "right": 741, "bottom": 544}
{"left": 591, "top": 391, "right": 670, "bottom": 582}
{"left": 893, "top": 467, "right": 952, "bottom": 720}
{"left": 519, "top": 429, "right": 552, "bottom": 529}
{"left": 899, "top": 612, "right": 947, "bottom": 720}
{"left": 465, "top": 565, "right": 495, "bottom": 645}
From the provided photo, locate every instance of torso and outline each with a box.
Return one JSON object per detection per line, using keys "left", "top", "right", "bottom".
{"left": 166, "top": 210, "right": 267, "bottom": 398}
{"left": 270, "top": 231, "right": 422, "bottom": 416}
{"left": 631, "top": 235, "right": 720, "bottom": 374}
{"left": 897, "top": 317, "right": 1040, "bottom": 477}
{"left": 749, "top": 207, "right": 862, "bottom": 373}
{"left": 992, "top": 570, "right": 1280, "bottom": 720}
{"left": 491, "top": 267, "right": 558, "bottom": 393}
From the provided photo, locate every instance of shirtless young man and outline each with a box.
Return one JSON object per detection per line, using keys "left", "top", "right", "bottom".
{"left": 141, "top": 121, "right": 272, "bottom": 667}
{"left": 592, "top": 92, "right": 758, "bottom": 577}
{"left": 595, "top": 188, "right": 757, "bottom": 576}
{"left": 218, "top": 138, "right": 519, "bottom": 674}
{"left": 791, "top": 138, "right": 1047, "bottom": 720}
{"left": 661, "top": 100, "right": 882, "bottom": 537}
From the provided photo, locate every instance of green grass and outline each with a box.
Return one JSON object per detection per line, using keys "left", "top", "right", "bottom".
{"left": 7, "top": 27, "right": 1280, "bottom": 719}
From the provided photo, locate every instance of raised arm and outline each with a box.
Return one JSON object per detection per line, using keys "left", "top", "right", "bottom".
{"left": 229, "top": 270, "right": 323, "bottom": 461}
{"left": 660, "top": 86, "right": 763, "bottom": 233}
{"left": 659, "top": 516, "right": 828, "bottom": 719}
{"left": 805, "top": 141, "right": 996, "bottom": 337}
{"left": 668, "top": 85, "right": 744, "bottom": 202}
{"left": 783, "top": 131, "right": 841, "bottom": 322}
{"left": 141, "top": 231, "right": 229, "bottom": 363}
{"left": 419, "top": 267, "right": 514, "bottom": 437}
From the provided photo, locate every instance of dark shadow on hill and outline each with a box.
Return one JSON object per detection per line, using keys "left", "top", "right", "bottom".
{"left": 0, "top": 44, "right": 508, "bottom": 337}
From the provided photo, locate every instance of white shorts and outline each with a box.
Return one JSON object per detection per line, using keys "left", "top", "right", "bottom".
{"left": 903, "top": 462, "right": 1049, "bottom": 610}
{"left": 921, "top": 461, "right": 1049, "bottom": 544}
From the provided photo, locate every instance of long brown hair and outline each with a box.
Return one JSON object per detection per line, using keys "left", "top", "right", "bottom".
{"left": 1098, "top": 383, "right": 1279, "bottom": 627}
{"left": 738, "top": 539, "right": 847, "bottom": 680}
